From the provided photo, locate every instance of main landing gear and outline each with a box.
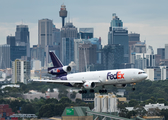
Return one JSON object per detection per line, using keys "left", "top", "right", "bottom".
{"left": 99, "top": 85, "right": 107, "bottom": 93}
{"left": 78, "top": 89, "right": 95, "bottom": 94}
{"left": 131, "top": 83, "right": 136, "bottom": 91}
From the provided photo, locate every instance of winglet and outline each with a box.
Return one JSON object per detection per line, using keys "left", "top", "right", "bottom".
{"left": 49, "top": 52, "right": 63, "bottom": 67}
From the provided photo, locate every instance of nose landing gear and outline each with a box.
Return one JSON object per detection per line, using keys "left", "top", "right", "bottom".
{"left": 131, "top": 83, "right": 136, "bottom": 91}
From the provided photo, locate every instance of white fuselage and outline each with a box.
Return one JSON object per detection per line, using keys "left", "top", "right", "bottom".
{"left": 66, "top": 68, "right": 147, "bottom": 86}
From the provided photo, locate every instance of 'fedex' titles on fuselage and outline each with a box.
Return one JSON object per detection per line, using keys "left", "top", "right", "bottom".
{"left": 107, "top": 71, "right": 124, "bottom": 80}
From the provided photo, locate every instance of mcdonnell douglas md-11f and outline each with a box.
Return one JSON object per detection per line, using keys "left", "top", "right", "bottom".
{"left": 33, "top": 52, "right": 148, "bottom": 93}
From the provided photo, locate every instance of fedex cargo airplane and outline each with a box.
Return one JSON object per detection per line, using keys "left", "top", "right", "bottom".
{"left": 33, "top": 52, "right": 148, "bottom": 93}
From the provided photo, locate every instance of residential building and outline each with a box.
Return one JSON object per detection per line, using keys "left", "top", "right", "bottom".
{"left": 12, "top": 59, "right": 30, "bottom": 84}
{"left": 0, "top": 44, "right": 10, "bottom": 69}
{"left": 31, "top": 60, "right": 41, "bottom": 70}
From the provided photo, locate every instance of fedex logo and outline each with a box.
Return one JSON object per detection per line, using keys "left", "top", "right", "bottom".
{"left": 107, "top": 71, "right": 124, "bottom": 80}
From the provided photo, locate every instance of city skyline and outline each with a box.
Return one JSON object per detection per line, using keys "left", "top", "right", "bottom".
{"left": 0, "top": 0, "right": 168, "bottom": 53}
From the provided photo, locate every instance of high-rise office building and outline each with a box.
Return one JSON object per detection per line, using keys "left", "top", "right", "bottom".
{"left": 157, "top": 48, "right": 165, "bottom": 59}
{"left": 102, "top": 44, "right": 124, "bottom": 70}
{"left": 165, "top": 44, "right": 168, "bottom": 59}
{"left": 133, "top": 41, "right": 146, "bottom": 53}
{"left": 108, "top": 13, "right": 129, "bottom": 63}
{"left": 61, "top": 38, "right": 74, "bottom": 65}
{"left": 131, "top": 53, "right": 155, "bottom": 70}
{"left": 52, "top": 25, "right": 61, "bottom": 45}
{"left": 79, "top": 28, "right": 93, "bottom": 39}
{"left": 15, "top": 25, "right": 30, "bottom": 58}
{"left": 38, "top": 19, "right": 53, "bottom": 48}
{"left": 128, "top": 33, "right": 140, "bottom": 42}
{"left": 78, "top": 42, "right": 97, "bottom": 72}
{"left": 88, "top": 37, "right": 102, "bottom": 64}
{"left": 0, "top": 44, "right": 10, "bottom": 69}
{"left": 61, "top": 22, "right": 78, "bottom": 38}
{"left": 12, "top": 59, "right": 30, "bottom": 84}
{"left": 45, "top": 45, "right": 61, "bottom": 67}
{"left": 110, "top": 13, "right": 123, "bottom": 27}
{"left": 30, "top": 45, "right": 45, "bottom": 67}
{"left": 10, "top": 46, "right": 27, "bottom": 61}
{"left": 7, "top": 36, "right": 15, "bottom": 46}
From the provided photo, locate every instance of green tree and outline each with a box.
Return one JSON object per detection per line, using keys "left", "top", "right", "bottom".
{"left": 157, "top": 98, "right": 167, "bottom": 105}
{"left": 147, "top": 108, "right": 161, "bottom": 116}
{"left": 21, "top": 103, "right": 36, "bottom": 114}
{"left": 119, "top": 107, "right": 128, "bottom": 117}
{"left": 59, "top": 97, "right": 72, "bottom": 104}
{"left": 134, "top": 106, "right": 146, "bottom": 117}
{"left": 160, "top": 109, "right": 168, "bottom": 120}
{"left": 70, "top": 92, "right": 76, "bottom": 99}
{"left": 128, "top": 99, "right": 139, "bottom": 107}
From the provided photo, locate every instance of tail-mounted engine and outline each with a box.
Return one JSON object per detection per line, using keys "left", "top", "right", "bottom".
{"left": 48, "top": 66, "right": 71, "bottom": 76}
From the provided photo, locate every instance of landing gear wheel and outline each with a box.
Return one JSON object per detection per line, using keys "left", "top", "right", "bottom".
{"left": 79, "top": 90, "right": 82, "bottom": 94}
{"left": 99, "top": 89, "right": 107, "bottom": 93}
{"left": 132, "top": 88, "right": 135, "bottom": 91}
{"left": 79, "top": 90, "right": 87, "bottom": 94}
{"left": 90, "top": 89, "right": 94, "bottom": 93}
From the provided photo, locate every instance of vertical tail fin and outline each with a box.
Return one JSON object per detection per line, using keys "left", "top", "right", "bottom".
{"left": 49, "top": 52, "right": 63, "bottom": 68}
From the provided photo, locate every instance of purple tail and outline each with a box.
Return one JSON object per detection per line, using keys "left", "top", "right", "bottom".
{"left": 49, "top": 52, "right": 63, "bottom": 68}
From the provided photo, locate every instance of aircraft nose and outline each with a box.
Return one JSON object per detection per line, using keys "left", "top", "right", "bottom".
{"left": 144, "top": 73, "right": 148, "bottom": 79}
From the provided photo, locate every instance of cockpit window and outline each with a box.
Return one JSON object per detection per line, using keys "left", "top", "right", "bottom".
{"left": 138, "top": 72, "right": 146, "bottom": 74}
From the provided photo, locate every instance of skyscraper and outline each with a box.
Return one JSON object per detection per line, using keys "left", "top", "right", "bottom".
{"left": 88, "top": 37, "right": 102, "bottom": 64}
{"left": 7, "top": 36, "right": 15, "bottom": 46}
{"left": 79, "top": 28, "right": 93, "bottom": 39}
{"left": 15, "top": 25, "right": 30, "bottom": 58}
{"left": 78, "top": 42, "right": 97, "bottom": 72}
{"left": 61, "top": 22, "right": 78, "bottom": 38}
{"left": 61, "top": 38, "right": 74, "bottom": 65}
{"left": 108, "top": 13, "right": 129, "bottom": 63}
{"left": 102, "top": 44, "right": 124, "bottom": 70}
{"left": 38, "top": 19, "right": 53, "bottom": 48}
{"left": 0, "top": 44, "right": 10, "bottom": 69}
{"left": 30, "top": 45, "right": 45, "bottom": 67}
{"left": 157, "top": 48, "right": 165, "bottom": 59}
{"left": 52, "top": 25, "right": 61, "bottom": 45}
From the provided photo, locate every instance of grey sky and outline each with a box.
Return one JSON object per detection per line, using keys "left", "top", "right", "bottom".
{"left": 0, "top": 0, "right": 168, "bottom": 53}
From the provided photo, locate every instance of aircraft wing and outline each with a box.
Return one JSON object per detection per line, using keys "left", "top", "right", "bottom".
{"left": 32, "top": 79, "right": 101, "bottom": 83}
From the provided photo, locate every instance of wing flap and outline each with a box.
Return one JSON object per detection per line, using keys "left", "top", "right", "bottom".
{"left": 33, "top": 79, "right": 83, "bottom": 83}
{"left": 32, "top": 79, "right": 101, "bottom": 83}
